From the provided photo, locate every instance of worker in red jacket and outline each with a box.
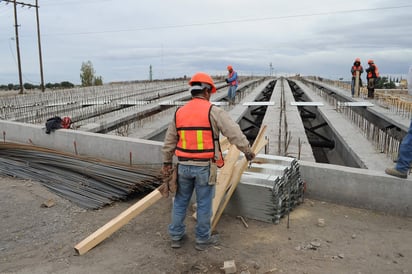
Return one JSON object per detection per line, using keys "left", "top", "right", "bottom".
{"left": 365, "top": 59, "right": 379, "bottom": 99}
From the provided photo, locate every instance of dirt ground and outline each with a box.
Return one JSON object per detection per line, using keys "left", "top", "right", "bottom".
{"left": 1, "top": 175, "right": 411, "bottom": 274}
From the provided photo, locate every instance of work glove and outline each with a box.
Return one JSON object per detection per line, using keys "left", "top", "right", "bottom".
{"left": 225, "top": 78, "right": 229, "bottom": 83}
{"left": 162, "top": 163, "right": 172, "bottom": 177}
{"left": 244, "top": 151, "right": 255, "bottom": 161}
{"left": 159, "top": 164, "right": 177, "bottom": 198}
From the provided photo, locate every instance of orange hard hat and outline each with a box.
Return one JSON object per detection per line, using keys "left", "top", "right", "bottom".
{"left": 368, "top": 59, "right": 374, "bottom": 64}
{"left": 188, "top": 72, "right": 216, "bottom": 93}
{"left": 355, "top": 58, "right": 361, "bottom": 62}
{"left": 227, "top": 65, "right": 233, "bottom": 71}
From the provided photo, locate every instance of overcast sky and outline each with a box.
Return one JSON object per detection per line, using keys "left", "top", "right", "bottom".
{"left": 1, "top": 0, "right": 411, "bottom": 85}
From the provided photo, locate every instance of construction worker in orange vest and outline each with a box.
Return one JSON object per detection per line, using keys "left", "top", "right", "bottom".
{"left": 350, "top": 58, "right": 364, "bottom": 97}
{"left": 365, "top": 59, "right": 379, "bottom": 99}
{"left": 162, "top": 72, "right": 255, "bottom": 251}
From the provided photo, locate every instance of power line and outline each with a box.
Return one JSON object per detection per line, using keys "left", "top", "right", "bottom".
{"left": 2, "top": 0, "right": 45, "bottom": 92}
{"left": 33, "top": 4, "right": 412, "bottom": 37}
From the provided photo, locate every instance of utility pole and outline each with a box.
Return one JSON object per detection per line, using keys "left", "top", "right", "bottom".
{"left": 12, "top": 0, "right": 24, "bottom": 94}
{"left": 4, "top": 0, "right": 44, "bottom": 93}
{"left": 35, "top": 0, "right": 44, "bottom": 92}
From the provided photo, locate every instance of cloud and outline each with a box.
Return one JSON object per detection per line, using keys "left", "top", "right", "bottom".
{"left": 1, "top": 0, "right": 411, "bottom": 84}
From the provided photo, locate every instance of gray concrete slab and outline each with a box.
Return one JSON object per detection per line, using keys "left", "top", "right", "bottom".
{"left": 295, "top": 80, "right": 394, "bottom": 171}
{"left": 299, "top": 160, "right": 412, "bottom": 217}
{"left": 261, "top": 78, "right": 315, "bottom": 161}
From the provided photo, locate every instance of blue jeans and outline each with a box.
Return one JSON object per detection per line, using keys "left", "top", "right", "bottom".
{"left": 227, "top": 85, "right": 237, "bottom": 102}
{"left": 396, "top": 119, "right": 412, "bottom": 173}
{"left": 168, "top": 164, "right": 215, "bottom": 243}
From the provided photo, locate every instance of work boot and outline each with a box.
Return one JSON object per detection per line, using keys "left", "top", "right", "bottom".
{"left": 195, "top": 234, "right": 220, "bottom": 251}
{"left": 385, "top": 168, "right": 407, "bottom": 179}
{"left": 171, "top": 235, "right": 185, "bottom": 249}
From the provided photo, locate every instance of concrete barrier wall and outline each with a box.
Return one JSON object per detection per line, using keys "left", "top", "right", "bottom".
{"left": 0, "top": 120, "right": 164, "bottom": 165}
{"left": 1, "top": 119, "right": 410, "bottom": 217}
{"left": 299, "top": 160, "right": 412, "bottom": 217}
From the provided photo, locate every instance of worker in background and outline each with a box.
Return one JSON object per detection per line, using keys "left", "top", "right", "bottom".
{"left": 225, "top": 65, "right": 238, "bottom": 104}
{"left": 385, "top": 119, "right": 412, "bottom": 179}
{"left": 350, "top": 58, "right": 363, "bottom": 97}
{"left": 162, "top": 72, "right": 255, "bottom": 251}
{"left": 365, "top": 59, "right": 379, "bottom": 99}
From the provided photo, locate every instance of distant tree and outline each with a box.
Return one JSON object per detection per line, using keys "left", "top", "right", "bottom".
{"left": 384, "top": 80, "right": 396, "bottom": 89}
{"left": 23, "top": 83, "right": 35, "bottom": 90}
{"left": 375, "top": 77, "right": 388, "bottom": 89}
{"left": 375, "top": 76, "right": 396, "bottom": 89}
{"left": 80, "top": 61, "right": 95, "bottom": 87}
{"left": 94, "top": 76, "right": 103, "bottom": 86}
{"left": 61, "top": 81, "right": 74, "bottom": 88}
{"left": 7, "top": 84, "right": 14, "bottom": 90}
{"left": 80, "top": 61, "right": 103, "bottom": 87}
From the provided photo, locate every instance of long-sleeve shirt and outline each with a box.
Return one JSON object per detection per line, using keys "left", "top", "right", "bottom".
{"left": 227, "top": 71, "right": 238, "bottom": 86}
{"left": 162, "top": 99, "right": 251, "bottom": 164}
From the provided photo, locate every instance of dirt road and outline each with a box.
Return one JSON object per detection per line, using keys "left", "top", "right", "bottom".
{"left": 1, "top": 175, "right": 411, "bottom": 274}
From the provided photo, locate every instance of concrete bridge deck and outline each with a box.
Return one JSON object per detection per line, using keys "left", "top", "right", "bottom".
{"left": 0, "top": 77, "right": 411, "bottom": 217}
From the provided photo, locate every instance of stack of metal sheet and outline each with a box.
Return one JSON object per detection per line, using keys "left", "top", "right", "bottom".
{"left": 225, "top": 154, "right": 304, "bottom": 224}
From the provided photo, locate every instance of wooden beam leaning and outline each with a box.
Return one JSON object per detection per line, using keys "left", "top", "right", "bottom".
{"left": 74, "top": 137, "right": 231, "bottom": 255}
{"left": 355, "top": 70, "right": 360, "bottom": 97}
{"left": 74, "top": 189, "right": 163, "bottom": 255}
{"left": 211, "top": 125, "right": 268, "bottom": 231}
{"left": 192, "top": 144, "right": 241, "bottom": 220}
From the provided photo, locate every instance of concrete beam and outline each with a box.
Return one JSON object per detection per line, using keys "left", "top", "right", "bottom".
{"left": 0, "top": 120, "right": 163, "bottom": 165}
{"left": 299, "top": 160, "right": 412, "bottom": 217}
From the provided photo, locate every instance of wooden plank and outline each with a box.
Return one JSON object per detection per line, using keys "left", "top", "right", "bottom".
{"left": 211, "top": 102, "right": 229, "bottom": 106}
{"left": 219, "top": 137, "right": 230, "bottom": 152}
{"left": 159, "top": 101, "right": 227, "bottom": 106}
{"left": 74, "top": 189, "right": 163, "bottom": 255}
{"left": 192, "top": 145, "right": 240, "bottom": 220}
{"left": 211, "top": 125, "right": 268, "bottom": 231}
{"left": 355, "top": 70, "right": 360, "bottom": 97}
{"left": 290, "top": 102, "right": 324, "bottom": 106}
{"left": 242, "top": 102, "right": 275, "bottom": 106}
{"left": 210, "top": 146, "right": 241, "bottom": 220}
{"left": 337, "top": 102, "right": 374, "bottom": 107}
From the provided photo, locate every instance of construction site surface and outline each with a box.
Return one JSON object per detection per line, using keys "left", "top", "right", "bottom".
{"left": 1, "top": 76, "right": 412, "bottom": 274}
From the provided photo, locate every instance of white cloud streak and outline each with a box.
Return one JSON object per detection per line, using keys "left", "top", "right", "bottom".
{"left": 0, "top": 0, "right": 411, "bottom": 85}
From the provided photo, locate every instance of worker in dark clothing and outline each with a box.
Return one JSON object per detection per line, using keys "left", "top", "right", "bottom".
{"left": 365, "top": 59, "right": 379, "bottom": 99}
{"left": 350, "top": 58, "right": 363, "bottom": 97}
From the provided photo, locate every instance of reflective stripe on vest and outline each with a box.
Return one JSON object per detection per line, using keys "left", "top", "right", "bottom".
{"left": 175, "top": 98, "right": 215, "bottom": 159}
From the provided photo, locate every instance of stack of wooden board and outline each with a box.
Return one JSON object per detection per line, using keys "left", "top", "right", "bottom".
{"left": 224, "top": 154, "right": 304, "bottom": 224}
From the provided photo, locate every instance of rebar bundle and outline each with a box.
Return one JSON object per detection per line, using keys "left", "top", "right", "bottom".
{"left": 0, "top": 142, "right": 162, "bottom": 209}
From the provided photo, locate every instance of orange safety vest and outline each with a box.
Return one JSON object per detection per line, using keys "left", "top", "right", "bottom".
{"left": 351, "top": 65, "right": 363, "bottom": 77}
{"left": 367, "top": 64, "right": 379, "bottom": 79}
{"left": 175, "top": 98, "right": 224, "bottom": 166}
